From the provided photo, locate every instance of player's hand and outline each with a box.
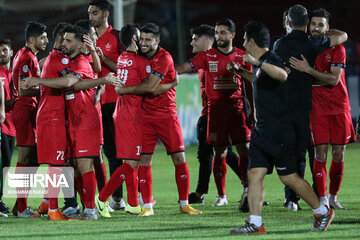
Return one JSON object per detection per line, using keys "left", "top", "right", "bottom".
{"left": 171, "top": 72, "right": 179, "bottom": 87}
{"left": 104, "top": 72, "right": 118, "bottom": 85}
{"left": 83, "top": 35, "right": 96, "bottom": 53}
{"left": 243, "top": 53, "right": 258, "bottom": 66}
{"left": 289, "top": 54, "right": 311, "bottom": 73}
{"left": 115, "top": 81, "right": 125, "bottom": 95}
{"left": 247, "top": 111, "right": 256, "bottom": 130}
{"left": 227, "top": 61, "right": 240, "bottom": 73}
{"left": 21, "top": 77, "right": 39, "bottom": 89}
{"left": 96, "top": 47, "right": 104, "bottom": 60}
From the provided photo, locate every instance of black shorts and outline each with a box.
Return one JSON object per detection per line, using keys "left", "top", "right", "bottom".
{"left": 249, "top": 125, "right": 297, "bottom": 176}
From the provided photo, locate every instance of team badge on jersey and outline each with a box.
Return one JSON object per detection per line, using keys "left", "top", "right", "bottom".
{"left": 209, "top": 63, "right": 218, "bottom": 72}
{"left": 36, "top": 68, "right": 41, "bottom": 76}
{"left": 105, "top": 43, "right": 111, "bottom": 51}
{"left": 61, "top": 58, "right": 69, "bottom": 65}
{"left": 146, "top": 65, "right": 151, "bottom": 73}
{"left": 22, "top": 65, "right": 29, "bottom": 73}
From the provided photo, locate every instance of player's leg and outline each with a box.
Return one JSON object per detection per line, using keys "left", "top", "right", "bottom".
{"left": 328, "top": 144, "right": 346, "bottom": 209}
{"left": 225, "top": 145, "right": 241, "bottom": 181}
{"left": 314, "top": 144, "right": 329, "bottom": 207}
{"left": 190, "top": 115, "right": 213, "bottom": 204}
{"left": 0, "top": 133, "right": 14, "bottom": 214}
{"left": 138, "top": 154, "right": 154, "bottom": 216}
{"left": 212, "top": 145, "right": 228, "bottom": 206}
{"left": 93, "top": 148, "right": 107, "bottom": 192}
{"left": 76, "top": 158, "right": 97, "bottom": 220}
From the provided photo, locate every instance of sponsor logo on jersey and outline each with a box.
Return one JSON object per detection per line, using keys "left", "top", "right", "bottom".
{"left": 206, "top": 53, "right": 217, "bottom": 58}
{"left": 22, "top": 65, "right": 29, "bottom": 73}
{"left": 36, "top": 68, "right": 41, "bottom": 76}
{"left": 209, "top": 63, "right": 218, "bottom": 72}
{"left": 61, "top": 58, "right": 69, "bottom": 65}
{"left": 146, "top": 65, "right": 151, "bottom": 73}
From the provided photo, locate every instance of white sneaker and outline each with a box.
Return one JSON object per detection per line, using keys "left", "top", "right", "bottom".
{"left": 108, "top": 205, "right": 115, "bottom": 212}
{"left": 62, "top": 205, "right": 81, "bottom": 216}
{"left": 81, "top": 208, "right": 99, "bottom": 220}
{"left": 0, "top": 212, "right": 8, "bottom": 217}
{"left": 138, "top": 195, "right": 156, "bottom": 207}
{"left": 212, "top": 195, "right": 228, "bottom": 207}
{"left": 18, "top": 207, "right": 38, "bottom": 218}
{"left": 287, "top": 201, "right": 298, "bottom": 212}
{"left": 109, "top": 198, "right": 125, "bottom": 210}
{"left": 329, "top": 200, "right": 346, "bottom": 210}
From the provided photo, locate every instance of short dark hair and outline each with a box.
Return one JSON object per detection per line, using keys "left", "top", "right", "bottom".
{"left": 89, "top": 0, "right": 110, "bottom": 11}
{"left": 75, "top": 20, "right": 94, "bottom": 35}
{"left": 0, "top": 39, "right": 11, "bottom": 49}
{"left": 244, "top": 21, "right": 270, "bottom": 48}
{"left": 216, "top": 18, "right": 236, "bottom": 33}
{"left": 140, "top": 23, "right": 160, "bottom": 38}
{"left": 288, "top": 4, "right": 308, "bottom": 28}
{"left": 25, "top": 21, "right": 47, "bottom": 42}
{"left": 63, "top": 24, "right": 87, "bottom": 42}
{"left": 190, "top": 24, "right": 215, "bottom": 41}
{"left": 53, "top": 22, "right": 70, "bottom": 40}
{"left": 120, "top": 24, "right": 140, "bottom": 48}
{"left": 311, "top": 8, "right": 331, "bottom": 24}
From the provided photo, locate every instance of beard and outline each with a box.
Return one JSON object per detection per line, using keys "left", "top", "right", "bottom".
{"left": 0, "top": 57, "right": 10, "bottom": 65}
{"left": 216, "top": 39, "right": 230, "bottom": 48}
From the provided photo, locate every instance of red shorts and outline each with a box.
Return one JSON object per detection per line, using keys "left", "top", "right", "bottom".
{"left": 67, "top": 129, "right": 101, "bottom": 158}
{"left": 310, "top": 111, "right": 356, "bottom": 145}
{"left": 37, "top": 123, "right": 67, "bottom": 165}
{"left": 114, "top": 117, "right": 142, "bottom": 160}
{"left": 96, "top": 103, "right": 104, "bottom": 145}
{"left": 141, "top": 115, "right": 185, "bottom": 155}
{"left": 12, "top": 104, "right": 37, "bottom": 146}
{"left": 207, "top": 99, "right": 251, "bottom": 146}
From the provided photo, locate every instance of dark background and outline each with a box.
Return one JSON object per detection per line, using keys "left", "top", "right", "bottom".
{"left": 0, "top": 0, "right": 358, "bottom": 63}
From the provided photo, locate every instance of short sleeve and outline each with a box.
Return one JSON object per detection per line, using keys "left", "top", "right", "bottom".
{"left": 189, "top": 51, "right": 207, "bottom": 72}
{"left": 331, "top": 45, "right": 346, "bottom": 68}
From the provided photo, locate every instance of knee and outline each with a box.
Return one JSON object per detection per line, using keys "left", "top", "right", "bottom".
{"left": 332, "top": 148, "right": 345, "bottom": 162}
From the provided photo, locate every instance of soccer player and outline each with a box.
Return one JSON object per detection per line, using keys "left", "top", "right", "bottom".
{"left": 176, "top": 19, "right": 254, "bottom": 207}
{"left": 288, "top": 8, "right": 356, "bottom": 209}
{"left": 23, "top": 25, "right": 116, "bottom": 220}
{"left": 186, "top": 24, "right": 243, "bottom": 205}
{"left": 0, "top": 39, "right": 15, "bottom": 215}
{"left": 88, "top": 0, "right": 126, "bottom": 210}
{"left": 229, "top": 21, "right": 333, "bottom": 235}
{"left": 12, "top": 21, "right": 48, "bottom": 217}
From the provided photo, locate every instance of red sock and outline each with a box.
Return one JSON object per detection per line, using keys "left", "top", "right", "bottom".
{"left": 74, "top": 176, "right": 84, "bottom": 202}
{"left": 175, "top": 162, "right": 190, "bottom": 201}
{"left": 138, "top": 166, "right": 152, "bottom": 204}
{"left": 99, "top": 162, "right": 134, "bottom": 202}
{"left": 81, "top": 171, "right": 96, "bottom": 209}
{"left": 329, "top": 161, "right": 344, "bottom": 196}
{"left": 238, "top": 155, "right": 249, "bottom": 186}
{"left": 125, "top": 167, "right": 139, "bottom": 207}
{"left": 47, "top": 166, "right": 62, "bottom": 210}
{"left": 94, "top": 161, "right": 107, "bottom": 191}
{"left": 314, "top": 158, "right": 327, "bottom": 197}
{"left": 15, "top": 162, "right": 27, "bottom": 213}
{"left": 213, "top": 157, "right": 227, "bottom": 196}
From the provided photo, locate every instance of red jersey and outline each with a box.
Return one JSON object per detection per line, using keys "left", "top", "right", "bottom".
{"left": 96, "top": 25, "right": 125, "bottom": 104}
{"left": 189, "top": 47, "right": 252, "bottom": 102}
{"left": 311, "top": 45, "right": 350, "bottom": 115}
{"left": 0, "top": 65, "right": 16, "bottom": 136}
{"left": 64, "top": 54, "right": 99, "bottom": 131}
{"left": 141, "top": 47, "right": 177, "bottom": 119}
{"left": 12, "top": 47, "right": 40, "bottom": 107}
{"left": 114, "top": 51, "right": 150, "bottom": 120}
{"left": 198, "top": 69, "right": 208, "bottom": 116}
{"left": 36, "top": 49, "right": 69, "bottom": 124}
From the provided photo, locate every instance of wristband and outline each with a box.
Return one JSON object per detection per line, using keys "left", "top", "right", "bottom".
{"left": 257, "top": 60, "right": 264, "bottom": 68}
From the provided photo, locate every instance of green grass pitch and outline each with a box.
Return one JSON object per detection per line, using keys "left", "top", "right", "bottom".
{"left": 1, "top": 143, "right": 360, "bottom": 239}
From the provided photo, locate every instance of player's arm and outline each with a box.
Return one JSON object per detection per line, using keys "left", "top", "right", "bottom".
{"left": 0, "top": 81, "right": 5, "bottom": 123}
{"left": 19, "top": 77, "right": 41, "bottom": 97}
{"left": 289, "top": 54, "right": 341, "bottom": 86}
{"left": 96, "top": 47, "right": 117, "bottom": 72}
{"left": 84, "top": 35, "right": 101, "bottom": 73}
{"left": 227, "top": 61, "right": 253, "bottom": 82}
{"left": 71, "top": 73, "right": 116, "bottom": 91}
{"left": 39, "top": 56, "right": 48, "bottom": 69}
{"left": 149, "top": 72, "right": 179, "bottom": 97}
{"left": 175, "top": 62, "right": 193, "bottom": 74}
{"left": 21, "top": 74, "right": 80, "bottom": 89}
{"left": 115, "top": 73, "right": 161, "bottom": 96}
{"left": 95, "top": 85, "right": 105, "bottom": 105}
{"left": 327, "top": 29, "right": 348, "bottom": 47}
